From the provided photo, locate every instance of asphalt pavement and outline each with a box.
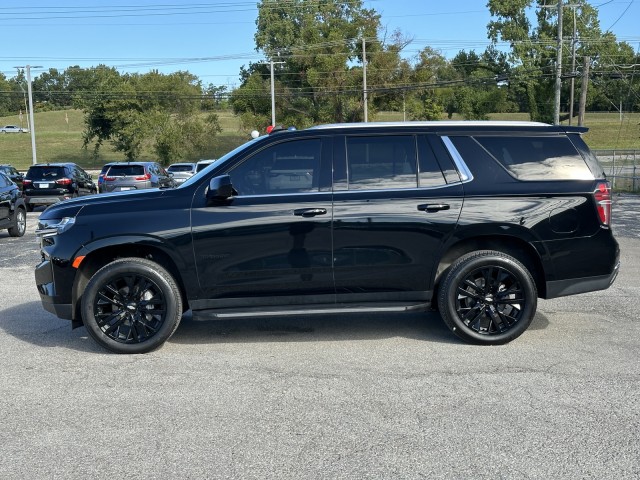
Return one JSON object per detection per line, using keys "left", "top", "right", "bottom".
{"left": 0, "top": 196, "right": 638, "bottom": 479}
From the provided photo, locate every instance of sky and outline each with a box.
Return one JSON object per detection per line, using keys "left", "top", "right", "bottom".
{"left": 1, "top": 0, "right": 639, "bottom": 88}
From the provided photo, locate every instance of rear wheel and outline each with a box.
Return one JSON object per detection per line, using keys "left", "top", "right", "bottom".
{"left": 8, "top": 207, "right": 26, "bottom": 237}
{"left": 81, "top": 258, "right": 182, "bottom": 354}
{"left": 438, "top": 250, "right": 537, "bottom": 345}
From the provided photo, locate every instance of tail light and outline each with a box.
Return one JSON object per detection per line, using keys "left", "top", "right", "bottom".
{"left": 594, "top": 181, "right": 612, "bottom": 226}
{"left": 23, "top": 179, "right": 33, "bottom": 187}
{"left": 135, "top": 172, "right": 152, "bottom": 181}
{"left": 55, "top": 178, "right": 73, "bottom": 186}
{"left": 104, "top": 176, "right": 116, "bottom": 181}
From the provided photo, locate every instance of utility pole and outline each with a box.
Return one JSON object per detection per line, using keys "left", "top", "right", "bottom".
{"left": 14, "top": 65, "right": 42, "bottom": 164}
{"left": 568, "top": 5, "right": 578, "bottom": 125}
{"left": 554, "top": 0, "right": 563, "bottom": 125}
{"left": 268, "top": 57, "right": 284, "bottom": 127}
{"left": 578, "top": 56, "right": 590, "bottom": 126}
{"left": 362, "top": 37, "right": 368, "bottom": 123}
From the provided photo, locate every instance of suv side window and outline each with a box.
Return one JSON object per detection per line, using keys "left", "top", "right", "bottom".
{"left": 0, "top": 172, "right": 8, "bottom": 188}
{"left": 228, "top": 138, "right": 321, "bottom": 196}
{"left": 344, "top": 135, "right": 417, "bottom": 190}
{"left": 473, "top": 135, "right": 595, "bottom": 181}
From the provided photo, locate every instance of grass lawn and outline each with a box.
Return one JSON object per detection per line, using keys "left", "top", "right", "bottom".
{"left": 1, "top": 108, "right": 638, "bottom": 171}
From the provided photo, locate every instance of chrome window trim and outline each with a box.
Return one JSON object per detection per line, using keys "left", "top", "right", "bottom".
{"left": 441, "top": 136, "right": 474, "bottom": 183}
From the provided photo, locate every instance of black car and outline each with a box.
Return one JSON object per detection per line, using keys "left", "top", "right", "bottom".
{"left": 23, "top": 163, "right": 97, "bottom": 211}
{"left": 35, "top": 121, "right": 620, "bottom": 353}
{"left": 0, "top": 164, "right": 24, "bottom": 190}
{"left": 0, "top": 171, "right": 26, "bottom": 237}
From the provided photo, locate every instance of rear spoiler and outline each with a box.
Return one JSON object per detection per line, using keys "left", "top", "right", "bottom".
{"left": 561, "top": 126, "right": 588, "bottom": 134}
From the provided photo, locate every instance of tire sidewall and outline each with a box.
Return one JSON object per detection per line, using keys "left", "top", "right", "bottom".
{"left": 9, "top": 208, "right": 26, "bottom": 237}
{"left": 82, "top": 259, "right": 181, "bottom": 354}
{"left": 440, "top": 252, "right": 537, "bottom": 345}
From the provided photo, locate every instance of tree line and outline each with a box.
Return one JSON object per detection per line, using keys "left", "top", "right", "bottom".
{"left": 0, "top": 0, "right": 638, "bottom": 161}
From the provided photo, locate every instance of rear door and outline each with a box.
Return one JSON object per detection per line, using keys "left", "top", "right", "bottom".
{"left": 331, "top": 133, "right": 464, "bottom": 303}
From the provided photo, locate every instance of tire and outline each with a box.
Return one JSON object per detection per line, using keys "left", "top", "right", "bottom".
{"left": 437, "top": 250, "right": 537, "bottom": 345}
{"left": 81, "top": 258, "right": 183, "bottom": 354}
{"left": 8, "top": 207, "right": 26, "bottom": 237}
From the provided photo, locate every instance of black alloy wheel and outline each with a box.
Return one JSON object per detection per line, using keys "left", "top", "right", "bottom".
{"left": 82, "top": 258, "right": 182, "bottom": 354}
{"left": 438, "top": 250, "right": 537, "bottom": 345}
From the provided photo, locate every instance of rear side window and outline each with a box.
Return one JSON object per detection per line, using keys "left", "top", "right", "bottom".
{"left": 346, "top": 135, "right": 417, "bottom": 190}
{"left": 26, "top": 166, "right": 67, "bottom": 180}
{"left": 106, "top": 165, "right": 145, "bottom": 176}
{"left": 474, "top": 136, "right": 594, "bottom": 180}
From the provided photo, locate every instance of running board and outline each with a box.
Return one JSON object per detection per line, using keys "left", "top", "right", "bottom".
{"left": 192, "top": 302, "right": 431, "bottom": 320}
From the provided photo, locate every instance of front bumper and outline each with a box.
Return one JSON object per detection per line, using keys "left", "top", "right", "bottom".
{"left": 35, "top": 258, "right": 74, "bottom": 320}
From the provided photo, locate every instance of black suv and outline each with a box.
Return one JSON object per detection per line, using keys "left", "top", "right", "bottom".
{"left": 0, "top": 171, "right": 26, "bottom": 237}
{"left": 35, "top": 122, "right": 620, "bottom": 353}
{"left": 24, "top": 163, "right": 97, "bottom": 211}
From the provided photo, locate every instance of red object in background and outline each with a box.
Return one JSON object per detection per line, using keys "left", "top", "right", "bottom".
{"left": 266, "top": 125, "right": 274, "bottom": 134}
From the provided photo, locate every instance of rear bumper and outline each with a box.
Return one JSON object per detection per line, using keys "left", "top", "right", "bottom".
{"left": 546, "top": 259, "right": 620, "bottom": 299}
{"left": 25, "top": 195, "right": 70, "bottom": 207}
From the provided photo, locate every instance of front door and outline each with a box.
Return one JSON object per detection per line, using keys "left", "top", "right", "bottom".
{"left": 190, "top": 136, "right": 335, "bottom": 310}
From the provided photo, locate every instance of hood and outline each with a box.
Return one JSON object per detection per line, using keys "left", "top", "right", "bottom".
{"left": 39, "top": 188, "right": 169, "bottom": 221}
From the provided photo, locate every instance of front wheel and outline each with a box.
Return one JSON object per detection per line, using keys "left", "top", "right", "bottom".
{"left": 438, "top": 250, "right": 537, "bottom": 345}
{"left": 81, "top": 258, "right": 183, "bottom": 354}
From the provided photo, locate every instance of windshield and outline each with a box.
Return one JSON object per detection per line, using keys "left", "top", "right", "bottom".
{"left": 180, "top": 136, "right": 269, "bottom": 188}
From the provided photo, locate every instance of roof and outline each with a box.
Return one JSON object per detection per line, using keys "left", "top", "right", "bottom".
{"left": 308, "top": 121, "right": 550, "bottom": 130}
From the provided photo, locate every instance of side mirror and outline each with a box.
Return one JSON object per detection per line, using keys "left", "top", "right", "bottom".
{"left": 207, "top": 174, "right": 234, "bottom": 200}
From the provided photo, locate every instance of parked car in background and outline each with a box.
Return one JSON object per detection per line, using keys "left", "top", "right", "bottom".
{"left": 0, "top": 164, "right": 24, "bottom": 190}
{"left": 1, "top": 125, "right": 29, "bottom": 133}
{"left": 0, "top": 171, "right": 26, "bottom": 237}
{"left": 23, "top": 163, "right": 97, "bottom": 211}
{"left": 100, "top": 161, "right": 175, "bottom": 193}
{"left": 195, "top": 159, "right": 217, "bottom": 173}
{"left": 167, "top": 162, "right": 197, "bottom": 185}
{"left": 35, "top": 121, "right": 619, "bottom": 354}
{"left": 96, "top": 164, "right": 111, "bottom": 193}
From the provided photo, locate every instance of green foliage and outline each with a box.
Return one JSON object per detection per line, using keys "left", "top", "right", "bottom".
{"left": 76, "top": 68, "right": 221, "bottom": 163}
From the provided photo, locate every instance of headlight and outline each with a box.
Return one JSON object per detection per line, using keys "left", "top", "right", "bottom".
{"left": 35, "top": 216, "right": 76, "bottom": 238}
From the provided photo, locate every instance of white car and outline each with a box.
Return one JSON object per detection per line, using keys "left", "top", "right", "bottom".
{"left": 1, "top": 125, "right": 29, "bottom": 133}
{"left": 195, "top": 159, "right": 217, "bottom": 172}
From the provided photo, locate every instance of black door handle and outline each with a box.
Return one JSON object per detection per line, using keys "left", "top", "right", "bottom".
{"left": 417, "top": 203, "right": 450, "bottom": 213}
{"left": 294, "top": 208, "right": 328, "bottom": 217}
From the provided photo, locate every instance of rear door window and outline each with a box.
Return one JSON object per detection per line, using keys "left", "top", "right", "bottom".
{"left": 474, "top": 135, "right": 594, "bottom": 180}
{"left": 344, "top": 135, "right": 417, "bottom": 190}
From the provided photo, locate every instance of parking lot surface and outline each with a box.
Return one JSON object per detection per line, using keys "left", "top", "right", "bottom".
{"left": 1, "top": 196, "right": 638, "bottom": 479}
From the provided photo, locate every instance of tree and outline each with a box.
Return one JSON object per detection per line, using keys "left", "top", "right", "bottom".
{"left": 486, "top": 0, "right": 637, "bottom": 121}
{"left": 233, "top": 0, "right": 392, "bottom": 128}
{"left": 79, "top": 68, "right": 221, "bottom": 162}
